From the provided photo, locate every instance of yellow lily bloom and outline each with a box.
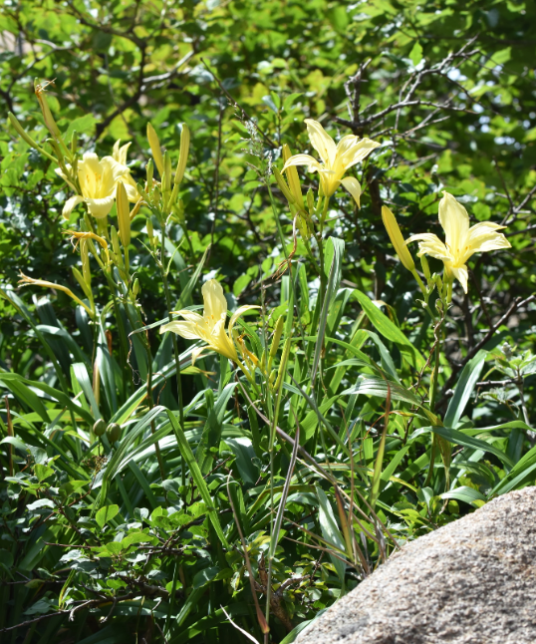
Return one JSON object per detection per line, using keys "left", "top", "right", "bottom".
{"left": 56, "top": 152, "right": 128, "bottom": 220}
{"left": 282, "top": 119, "right": 380, "bottom": 206}
{"left": 160, "top": 279, "right": 259, "bottom": 369}
{"left": 408, "top": 191, "right": 511, "bottom": 293}
{"left": 112, "top": 140, "right": 140, "bottom": 202}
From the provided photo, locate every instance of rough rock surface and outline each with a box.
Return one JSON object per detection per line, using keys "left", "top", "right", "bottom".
{"left": 296, "top": 487, "right": 536, "bottom": 644}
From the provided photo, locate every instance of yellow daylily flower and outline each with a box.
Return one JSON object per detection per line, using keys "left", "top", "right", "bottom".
{"left": 282, "top": 119, "right": 380, "bottom": 206}
{"left": 56, "top": 152, "right": 128, "bottom": 220}
{"left": 408, "top": 191, "right": 511, "bottom": 293}
{"left": 160, "top": 279, "right": 259, "bottom": 371}
{"left": 112, "top": 140, "right": 140, "bottom": 202}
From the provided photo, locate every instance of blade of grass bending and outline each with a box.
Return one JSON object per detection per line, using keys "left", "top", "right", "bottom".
{"left": 226, "top": 473, "right": 269, "bottom": 637}
{"left": 167, "top": 409, "right": 230, "bottom": 548}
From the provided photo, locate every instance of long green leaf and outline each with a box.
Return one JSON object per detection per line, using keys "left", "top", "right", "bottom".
{"left": 443, "top": 350, "right": 487, "bottom": 429}
{"left": 167, "top": 409, "right": 230, "bottom": 548}
{"left": 352, "top": 289, "right": 425, "bottom": 369}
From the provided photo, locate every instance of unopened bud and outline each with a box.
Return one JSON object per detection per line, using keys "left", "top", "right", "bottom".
{"left": 80, "top": 239, "right": 91, "bottom": 286}
{"left": 146, "top": 217, "right": 154, "bottom": 241}
{"left": 381, "top": 205, "right": 415, "bottom": 272}
{"left": 270, "top": 316, "right": 285, "bottom": 358}
{"left": 116, "top": 182, "right": 131, "bottom": 248}
{"left": 273, "top": 167, "right": 294, "bottom": 204}
{"left": 282, "top": 144, "right": 303, "bottom": 206}
{"left": 174, "top": 123, "right": 190, "bottom": 186}
{"left": 147, "top": 123, "right": 164, "bottom": 176}
{"left": 35, "top": 80, "right": 63, "bottom": 143}
{"left": 420, "top": 254, "right": 431, "bottom": 280}
{"left": 306, "top": 188, "right": 315, "bottom": 215}
{"left": 163, "top": 150, "right": 172, "bottom": 193}
{"left": 132, "top": 278, "right": 141, "bottom": 297}
{"left": 146, "top": 158, "right": 154, "bottom": 190}
{"left": 110, "top": 226, "right": 124, "bottom": 268}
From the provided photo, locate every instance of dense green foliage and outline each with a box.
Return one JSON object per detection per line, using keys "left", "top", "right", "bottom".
{"left": 1, "top": 0, "right": 535, "bottom": 642}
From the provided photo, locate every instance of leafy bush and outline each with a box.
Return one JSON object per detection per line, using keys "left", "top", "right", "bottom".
{"left": 1, "top": 0, "right": 535, "bottom": 642}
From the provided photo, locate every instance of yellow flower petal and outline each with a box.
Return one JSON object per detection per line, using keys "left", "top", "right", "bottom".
{"left": 407, "top": 233, "right": 452, "bottom": 263}
{"left": 450, "top": 265, "right": 469, "bottom": 293}
{"left": 282, "top": 154, "right": 321, "bottom": 172}
{"left": 439, "top": 191, "right": 470, "bottom": 253}
{"left": 340, "top": 176, "right": 362, "bottom": 207}
{"left": 62, "top": 195, "right": 83, "bottom": 219}
{"left": 202, "top": 279, "right": 228, "bottom": 325}
{"left": 305, "top": 119, "right": 336, "bottom": 166}
{"left": 160, "top": 320, "right": 201, "bottom": 340}
{"left": 338, "top": 138, "right": 381, "bottom": 170}
{"left": 86, "top": 196, "right": 115, "bottom": 219}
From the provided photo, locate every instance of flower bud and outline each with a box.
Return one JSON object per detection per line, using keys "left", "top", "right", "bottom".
{"left": 270, "top": 315, "right": 285, "bottom": 359}
{"left": 147, "top": 123, "right": 164, "bottom": 176}
{"left": 282, "top": 144, "right": 303, "bottom": 206}
{"left": 110, "top": 226, "right": 124, "bottom": 268}
{"left": 146, "top": 217, "right": 154, "bottom": 242}
{"left": 273, "top": 167, "right": 294, "bottom": 204}
{"left": 35, "top": 80, "right": 62, "bottom": 142}
{"left": 163, "top": 150, "right": 172, "bottom": 194}
{"left": 381, "top": 205, "right": 415, "bottom": 272}
{"left": 80, "top": 239, "right": 91, "bottom": 286}
{"left": 174, "top": 123, "right": 190, "bottom": 186}
{"left": 132, "top": 278, "right": 141, "bottom": 297}
{"left": 306, "top": 188, "right": 315, "bottom": 215}
{"left": 420, "top": 254, "right": 431, "bottom": 280}
{"left": 146, "top": 158, "right": 154, "bottom": 190}
{"left": 116, "top": 182, "right": 131, "bottom": 248}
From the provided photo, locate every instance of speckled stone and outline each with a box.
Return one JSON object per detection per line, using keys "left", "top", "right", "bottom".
{"left": 296, "top": 487, "right": 536, "bottom": 644}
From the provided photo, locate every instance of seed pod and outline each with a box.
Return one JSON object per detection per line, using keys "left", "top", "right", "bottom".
{"left": 107, "top": 423, "right": 121, "bottom": 444}
{"left": 93, "top": 419, "right": 106, "bottom": 437}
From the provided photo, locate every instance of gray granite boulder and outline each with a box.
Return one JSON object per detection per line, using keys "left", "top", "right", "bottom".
{"left": 296, "top": 487, "right": 536, "bottom": 644}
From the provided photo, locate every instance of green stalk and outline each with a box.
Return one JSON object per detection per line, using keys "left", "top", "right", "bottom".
{"left": 160, "top": 217, "right": 185, "bottom": 426}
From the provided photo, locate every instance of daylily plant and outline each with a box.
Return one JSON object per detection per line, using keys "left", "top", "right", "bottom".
{"left": 160, "top": 279, "right": 259, "bottom": 378}
{"left": 283, "top": 119, "right": 380, "bottom": 206}
{"left": 408, "top": 191, "right": 511, "bottom": 293}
